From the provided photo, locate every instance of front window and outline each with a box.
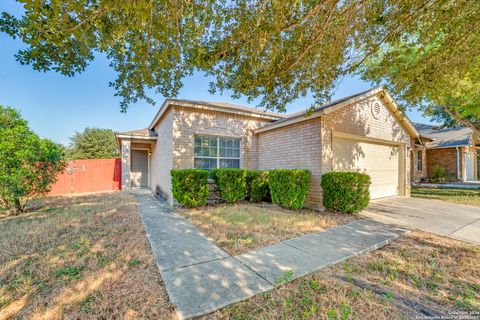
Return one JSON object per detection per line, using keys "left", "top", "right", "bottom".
{"left": 194, "top": 135, "right": 240, "bottom": 170}
{"left": 417, "top": 150, "right": 422, "bottom": 171}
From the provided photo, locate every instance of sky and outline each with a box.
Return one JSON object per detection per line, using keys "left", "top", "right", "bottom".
{"left": 0, "top": 1, "right": 433, "bottom": 145}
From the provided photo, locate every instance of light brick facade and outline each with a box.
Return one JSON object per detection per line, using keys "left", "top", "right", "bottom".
{"left": 150, "top": 109, "right": 174, "bottom": 201}
{"left": 426, "top": 148, "right": 458, "bottom": 180}
{"left": 257, "top": 118, "right": 322, "bottom": 209}
{"left": 172, "top": 106, "right": 272, "bottom": 171}
{"left": 411, "top": 145, "right": 428, "bottom": 182}
{"left": 117, "top": 90, "right": 419, "bottom": 209}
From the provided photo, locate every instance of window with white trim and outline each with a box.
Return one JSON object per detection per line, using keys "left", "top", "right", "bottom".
{"left": 194, "top": 135, "right": 240, "bottom": 170}
{"left": 417, "top": 150, "right": 422, "bottom": 171}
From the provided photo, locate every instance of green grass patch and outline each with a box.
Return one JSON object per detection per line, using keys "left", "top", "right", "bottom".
{"left": 412, "top": 187, "right": 480, "bottom": 207}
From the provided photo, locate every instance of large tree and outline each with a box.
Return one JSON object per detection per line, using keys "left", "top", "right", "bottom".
{"left": 0, "top": 105, "right": 65, "bottom": 214}
{"left": 1, "top": 1, "right": 479, "bottom": 122}
{"left": 67, "top": 127, "right": 118, "bottom": 160}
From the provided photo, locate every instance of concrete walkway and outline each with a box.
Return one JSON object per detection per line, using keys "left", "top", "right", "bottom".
{"left": 134, "top": 191, "right": 407, "bottom": 320}
{"left": 363, "top": 197, "right": 480, "bottom": 245}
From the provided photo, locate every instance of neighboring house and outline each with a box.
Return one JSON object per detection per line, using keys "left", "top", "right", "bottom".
{"left": 116, "top": 87, "right": 420, "bottom": 210}
{"left": 412, "top": 123, "right": 480, "bottom": 182}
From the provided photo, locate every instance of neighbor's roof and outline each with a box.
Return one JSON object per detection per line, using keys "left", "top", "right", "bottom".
{"left": 413, "top": 122, "right": 475, "bottom": 148}
{"left": 149, "top": 98, "right": 287, "bottom": 129}
{"left": 255, "top": 87, "right": 420, "bottom": 139}
{"left": 115, "top": 128, "right": 157, "bottom": 139}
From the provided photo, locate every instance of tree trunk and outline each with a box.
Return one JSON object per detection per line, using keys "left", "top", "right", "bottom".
{"left": 441, "top": 106, "right": 480, "bottom": 136}
{"left": 13, "top": 198, "right": 23, "bottom": 215}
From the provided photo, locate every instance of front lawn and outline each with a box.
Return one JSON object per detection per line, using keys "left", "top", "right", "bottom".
{"left": 178, "top": 202, "right": 356, "bottom": 255}
{"left": 212, "top": 231, "right": 480, "bottom": 319}
{"left": 412, "top": 187, "right": 480, "bottom": 207}
{"left": 0, "top": 192, "right": 174, "bottom": 319}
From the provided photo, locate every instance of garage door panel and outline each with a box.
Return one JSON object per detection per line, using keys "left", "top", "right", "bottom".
{"left": 333, "top": 137, "right": 399, "bottom": 199}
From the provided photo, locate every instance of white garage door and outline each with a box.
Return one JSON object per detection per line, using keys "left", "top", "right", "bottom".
{"left": 333, "top": 137, "right": 400, "bottom": 199}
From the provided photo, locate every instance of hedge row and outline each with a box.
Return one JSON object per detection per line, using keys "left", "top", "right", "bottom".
{"left": 171, "top": 168, "right": 311, "bottom": 209}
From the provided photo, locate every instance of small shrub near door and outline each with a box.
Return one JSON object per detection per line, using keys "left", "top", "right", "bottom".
{"left": 171, "top": 169, "right": 209, "bottom": 208}
{"left": 321, "top": 172, "right": 371, "bottom": 214}
{"left": 430, "top": 165, "right": 449, "bottom": 183}
{"left": 246, "top": 170, "right": 270, "bottom": 202}
{"left": 269, "top": 169, "right": 311, "bottom": 209}
{"left": 212, "top": 168, "right": 247, "bottom": 203}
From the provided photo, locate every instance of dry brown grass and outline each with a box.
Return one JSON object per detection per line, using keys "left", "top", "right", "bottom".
{"left": 209, "top": 231, "right": 480, "bottom": 319}
{"left": 0, "top": 192, "right": 175, "bottom": 320}
{"left": 178, "top": 202, "right": 356, "bottom": 255}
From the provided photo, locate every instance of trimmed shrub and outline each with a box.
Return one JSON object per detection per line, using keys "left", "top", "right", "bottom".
{"left": 171, "top": 169, "right": 209, "bottom": 208}
{"left": 321, "top": 172, "right": 371, "bottom": 214}
{"left": 246, "top": 170, "right": 270, "bottom": 202}
{"left": 430, "top": 165, "right": 449, "bottom": 183}
{"left": 269, "top": 169, "right": 311, "bottom": 209}
{"left": 212, "top": 168, "right": 247, "bottom": 203}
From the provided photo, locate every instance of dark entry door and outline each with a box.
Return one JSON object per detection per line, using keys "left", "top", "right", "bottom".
{"left": 131, "top": 150, "right": 149, "bottom": 187}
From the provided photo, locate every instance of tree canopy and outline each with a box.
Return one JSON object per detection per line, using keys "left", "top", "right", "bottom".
{"left": 0, "top": 105, "right": 65, "bottom": 214}
{"left": 66, "top": 127, "right": 118, "bottom": 160}
{"left": 1, "top": 0, "right": 479, "bottom": 128}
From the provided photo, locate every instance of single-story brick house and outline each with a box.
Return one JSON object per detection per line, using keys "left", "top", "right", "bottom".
{"left": 116, "top": 87, "right": 421, "bottom": 210}
{"left": 411, "top": 123, "right": 479, "bottom": 182}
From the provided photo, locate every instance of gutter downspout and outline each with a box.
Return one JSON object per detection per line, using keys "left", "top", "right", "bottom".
{"left": 456, "top": 147, "right": 461, "bottom": 181}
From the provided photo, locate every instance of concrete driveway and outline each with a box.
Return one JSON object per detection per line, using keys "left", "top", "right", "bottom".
{"left": 362, "top": 197, "right": 480, "bottom": 245}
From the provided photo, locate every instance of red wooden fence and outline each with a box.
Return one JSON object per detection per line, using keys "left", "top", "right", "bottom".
{"left": 49, "top": 158, "right": 122, "bottom": 195}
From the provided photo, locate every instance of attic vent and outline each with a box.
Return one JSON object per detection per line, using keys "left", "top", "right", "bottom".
{"left": 372, "top": 102, "right": 381, "bottom": 119}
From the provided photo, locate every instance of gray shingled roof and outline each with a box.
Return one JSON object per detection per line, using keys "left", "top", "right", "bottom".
{"left": 414, "top": 122, "right": 474, "bottom": 148}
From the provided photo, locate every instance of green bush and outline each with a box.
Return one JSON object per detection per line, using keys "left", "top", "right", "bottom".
{"left": 212, "top": 168, "right": 247, "bottom": 203}
{"left": 246, "top": 170, "right": 270, "bottom": 202}
{"left": 321, "top": 172, "right": 371, "bottom": 214}
{"left": 269, "top": 169, "right": 311, "bottom": 209}
{"left": 171, "top": 169, "right": 209, "bottom": 208}
{"left": 430, "top": 165, "right": 449, "bottom": 183}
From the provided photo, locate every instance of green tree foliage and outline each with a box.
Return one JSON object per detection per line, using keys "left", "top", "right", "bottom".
{"left": 67, "top": 128, "right": 118, "bottom": 160}
{"left": 1, "top": 1, "right": 479, "bottom": 124}
{"left": 0, "top": 105, "right": 65, "bottom": 214}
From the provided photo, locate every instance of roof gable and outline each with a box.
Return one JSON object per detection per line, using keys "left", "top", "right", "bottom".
{"left": 255, "top": 87, "right": 420, "bottom": 139}
{"left": 149, "top": 98, "right": 286, "bottom": 129}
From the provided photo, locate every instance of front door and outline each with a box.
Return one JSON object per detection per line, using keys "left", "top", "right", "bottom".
{"left": 131, "top": 150, "right": 149, "bottom": 187}
{"left": 465, "top": 152, "right": 475, "bottom": 181}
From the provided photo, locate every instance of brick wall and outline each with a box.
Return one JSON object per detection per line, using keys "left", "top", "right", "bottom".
{"left": 257, "top": 117, "right": 322, "bottom": 209}
{"left": 321, "top": 95, "right": 411, "bottom": 197}
{"left": 120, "top": 139, "right": 131, "bottom": 190}
{"left": 150, "top": 109, "right": 174, "bottom": 202}
{"left": 412, "top": 144, "right": 427, "bottom": 182}
{"left": 172, "top": 106, "right": 272, "bottom": 170}
{"left": 426, "top": 148, "right": 458, "bottom": 180}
